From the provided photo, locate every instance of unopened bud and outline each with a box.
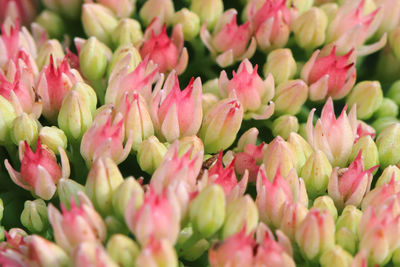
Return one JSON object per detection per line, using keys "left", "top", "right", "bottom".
{"left": 263, "top": 49, "right": 296, "bottom": 85}
{"left": 376, "top": 122, "right": 400, "bottom": 168}
{"left": 35, "top": 10, "right": 64, "bottom": 39}
{"left": 273, "top": 79, "right": 308, "bottom": 115}
{"left": 376, "top": 165, "right": 400, "bottom": 187}
{"left": 38, "top": 126, "right": 68, "bottom": 155}
{"left": 79, "top": 37, "right": 110, "bottom": 81}
{"left": 139, "top": 0, "right": 175, "bottom": 26}
{"left": 112, "top": 177, "right": 144, "bottom": 220}
{"left": 271, "top": 115, "right": 299, "bottom": 140}
{"left": 375, "top": 98, "right": 399, "bottom": 118}
{"left": 313, "top": 196, "right": 338, "bottom": 221}
{"left": 107, "top": 44, "right": 141, "bottom": 78}
{"left": 11, "top": 113, "right": 39, "bottom": 147}
{"left": 191, "top": 0, "right": 223, "bottom": 30}
{"left": 319, "top": 245, "right": 353, "bottom": 267}
{"left": 112, "top": 18, "right": 143, "bottom": 47}
{"left": 106, "top": 234, "right": 140, "bottom": 267}
{"left": 137, "top": 136, "right": 168, "bottom": 174}
{"left": 346, "top": 81, "right": 383, "bottom": 120}
{"left": 173, "top": 8, "right": 200, "bottom": 41}
{"left": 21, "top": 199, "right": 48, "bottom": 234}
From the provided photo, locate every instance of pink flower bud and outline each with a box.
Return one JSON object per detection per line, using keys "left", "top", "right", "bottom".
{"left": 0, "top": 0, "right": 38, "bottom": 26}
{"left": 361, "top": 178, "right": 400, "bottom": 211}
{"left": 235, "top": 142, "right": 266, "bottom": 182}
{"left": 4, "top": 139, "right": 69, "bottom": 200}
{"left": 279, "top": 201, "right": 308, "bottom": 241}
{"left": 135, "top": 238, "right": 178, "bottom": 267}
{"left": 97, "top": 0, "right": 135, "bottom": 18}
{"left": 151, "top": 72, "right": 202, "bottom": 143}
{"left": 375, "top": 0, "right": 400, "bottom": 36}
{"left": 140, "top": 18, "right": 188, "bottom": 75}
{"left": 125, "top": 188, "right": 180, "bottom": 246}
{"left": 72, "top": 242, "right": 118, "bottom": 267}
{"left": 48, "top": 192, "right": 107, "bottom": 253}
{"left": 201, "top": 9, "right": 256, "bottom": 67}
{"left": 263, "top": 136, "right": 297, "bottom": 179}
{"left": 301, "top": 46, "right": 356, "bottom": 101}
{"left": 328, "top": 151, "right": 378, "bottom": 210}
{"left": 219, "top": 59, "right": 274, "bottom": 120}
{"left": 27, "top": 235, "right": 69, "bottom": 267}
{"left": 306, "top": 97, "right": 356, "bottom": 167}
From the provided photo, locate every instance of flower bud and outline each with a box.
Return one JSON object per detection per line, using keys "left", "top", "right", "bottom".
{"left": 375, "top": 98, "right": 399, "bottom": 118}
{"left": 387, "top": 80, "right": 400, "bottom": 105}
{"left": 137, "top": 136, "right": 168, "bottom": 174}
{"left": 81, "top": 3, "right": 119, "bottom": 47}
{"left": 97, "top": 0, "right": 135, "bottom": 18}
{"left": 107, "top": 43, "right": 141, "bottom": 78}
{"left": 372, "top": 117, "right": 399, "bottom": 135}
{"left": 0, "top": 95, "right": 17, "bottom": 143}
{"left": 172, "top": 8, "right": 200, "bottom": 41}
{"left": 85, "top": 157, "right": 124, "bottom": 215}
{"left": 189, "top": 185, "right": 226, "bottom": 238}
{"left": 71, "top": 81, "right": 97, "bottom": 114}
{"left": 263, "top": 49, "right": 296, "bottom": 85}
{"left": 38, "top": 126, "right": 68, "bottom": 155}
{"left": 279, "top": 201, "right": 308, "bottom": 241}
{"left": 42, "top": 0, "right": 81, "bottom": 19}
{"left": 58, "top": 90, "right": 92, "bottom": 142}
{"left": 191, "top": 0, "right": 223, "bottom": 30}
{"left": 57, "top": 178, "right": 85, "bottom": 209}
{"left": 35, "top": 10, "right": 64, "bottom": 39}
{"left": 292, "top": 7, "right": 328, "bottom": 50}
{"left": 335, "top": 228, "right": 357, "bottom": 255}
{"left": 319, "top": 245, "right": 353, "bottom": 267}
{"left": 288, "top": 132, "right": 313, "bottom": 172}
{"left": 336, "top": 205, "right": 362, "bottom": 235}
{"left": 346, "top": 81, "right": 383, "bottom": 120}
{"left": 349, "top": 135, "right": 379, "bottom": 172}
{"left": 313, "top": 196, "right": 338, "bottom": 221}
{"left": 180, "top": 238, "right": 209, "bottom": 262}
{"left": 11, "top": 113, "right": 38, "bottom": 147}
{"left": 36, "top": 39, "right": 65, "bottom": 70}
{"left": 79, "top": 37, "right": 109, "bottom": 81}
{"left": 221, "top": 195, "right": 258, "bottom": 239}
{"left": 136, "top": 239, "right": 178, "bottom": 267}
{"left": 200, "top": 98, "right": 243, "bottom": 153}
{"left": 27, "top": 235, "right": 70, "bottom": 267}
{"left": 288, "top": 0, "right": 313, "bottom": 13}
{"left": 376, "top": 122, "right": 400, "bottom": 168}
{"left": 139, "top": 0, "right": 175, "bottom": 26}
{"left": 301, "top": 150, "right": 332, "bottom": 199}
{"left": 263, "top": 136, "right": 296, "bottom": 179}
{"left": 112, "top": 18, "right": 143, "bottom": 47}
{"left": 20, "top": 199, "right": 48, "bottom": 234}
{"left": 376, "top": 165, "right": 400, "bottom": 187}
{"left": 273, "top": 79, "right": 308, "bottom": 115}
{"left": 271, "top": 115, "right": 299, "bottom": 140}
{"left": 72, "top": 242, "right": 118, "bottom": 267}
{"left": 112, "top": 177, "right": 144, "bottom": 221}
{"left": 391, "top": 27, "right": 400, "bottom": 60}
{"left": 107, "top": 235, "right": 139, "bottom": 267}
{"left": 295, "top": 209, "right": 335, "bottom": 262}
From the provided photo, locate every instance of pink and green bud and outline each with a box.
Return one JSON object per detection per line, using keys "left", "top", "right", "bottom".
{"left": 191, "top": 0, "right": 223, "bottom": 30}
{"left": 57, "top": 178, "right": 85, "bottom": 209}
{"left": 151, "top": 72, "right": 202, "bottom": 143}
{"left": 97, "top": 0, "right": 135, "bottom": 18}
{"left": 5, "top": 139, "right": 69, "bottom": 200}
{"left": 38, "top": 126, "right": 67, "bottom": 155}
{"left": 234, "top": 140, "right": 266, "bottom": 182}
{"left": 374, "top": 0, "right": 400, "bottom": 37}
{"left": 376, "top": 165, "right": 400, "bottom": 187}
{"left": 387, "top": 80, "right": 400, "bottom": 106}
{"left": 139, "top": 0, "right": 174, "bottom": 26}
{"left": 36, "top": 39, "right": 65, "bottom": 70}
{"left": 235, "top": 127, "right": 259, "bottom": 152}
{"left": 176, "top": 135, "right": 204, "bottom": 159}
{"left": 42, "top": 0, "right": 81, "bottom": 19}
{"left": 313, "top": 196, "right": 338, "bottom": 221}
{"left": 11, "top": 113, "right": 38, "bottom": 147}
{"left": 107, "top": 43, "right": 141, "bottom": 78}
{"left": 279, "top": 201, "right": 308, "bottom": 241}
{"left": 48, "top": 192, "right": 107, "bottom": 253}
{"left": 35, "top": 10, "right": 64, "bottom": 39}
{"left": 81, "top": 3, "right": 119, "bottom": 47}
{"left": 295, "top": 209, "right": 335, "bottom": 262}
{"left": 361, "top": 178, "right": 400, "bottom": 211}
{"left": 0, "top": 95, "right": 17, "bottom": 144}
{"left": 288, "top": 132, "right": 313, "bottom": 172}
{"left": 79, "top": 37, "right": 110, "bottom": 81}
{"left": 271, "top": 115, "right": 299, "bottom": 140}
{"left": 20, "top": 199, "right": 48, "bottom": 234}
{"left": 106, "top": 234, "right": 140, "bottom": 267}
{"left": 135, "top": 238, "right": 178, "bottom": 267}
{"left": 288, "top": 0, "right": 314, "bottom": 13}
{"left": 286, "top": 169, "right": 309, "bottom": 208}
{"left": 346, "top": 81, "right": 383, "bottom": 120}
{"left": 172, "top": 8, "right": 200, "bottom": 41}
{"left": 301, "top": 150, "right": 332, "bottom": 199}
{"left": 190, "top": 185, "right": 226, "bottom": 238}
{"left": 306, "top": 97, "right": 356, "bottom": 167}
{"left": 85, "top": 157, "right": 124, "bottom": 215}
{"left": 263, "top": 136, "right": 297, "bottom": 179}
{"left": 112, "top": 177, "right": 143, "bottom": 221}
{"left": 221, "top": 195, "right": 258, "bottom": 239}
{"left": 141, "top": 18, "right": 188, "bottom": 74}
{"left": 71, "top": 242, "right": 118, "bottom": 267}
{"left": 27, "top": 235, "right": 70, "bottom": 267}
{"left": 336, "top": 205, "right": 362, "bottom": 238}
{"left": 274, "top": 79, "right": 308, "bottom": 115}
{"left": 319, "top": 245, "right": 353, "bottom": 267}
{"left": 349, "top": 135, "right": 379, "bottom": 172}
{"left": 112, "top": 18, "right": 143, "bottom": 47}
{"left": 302, "top": 47, "right": 356, "bottom": 101}
{"left": 201, "top": 9, "right": 256, "bottom": 67}
{"left": 375, "top": 98, "right": 399, "bottom": 118}
{"left": 137, "top": 136, "right": 168, "bottom": 174}
{"left": 263, "top": 48, "right": 296, "bottom": 85}
{"left": 200, "top": 97, "right": 243, "bottom": 153}
{"left": 292, "top": 7, "right": 328, "bottom": 50}
{"left": 0, "top": 0, "right": 38, "bottom": 26}
{"left": 376, "top": 122, "right": 400, "bottom": 168}
{"left": 335, "top": 228, "right": 357, "bottom": 255}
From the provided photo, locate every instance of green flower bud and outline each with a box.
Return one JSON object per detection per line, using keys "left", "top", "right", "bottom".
{"left": 374, "top": 98, "right": 399, "bottom": 118}
{"left": 57, "top": 178, "right": 85, "bottom": 209}
{"left": 273, "top": 80, "right": 308, "bottom": 115}
{"left": 106, "top": 234, "right": 140, "bottom": 267}
{"left": 107, "top": 44, "right": 141, "bottom": 78}
{"left": 292, "top": 7, "right": 328, "bottom": 50}
{"left": 35, "top": 10, "right": 65, "bottom": 39}
{"left": 139, "top": 0, "right": 175, "bottom": 26}
{"left": 287, "top": 0, "right": 313, "bottom": 13}
{"left": 176, "top": 136, "right": 204, "bottom": 159}
{"left": 112, "top": 177, "right": 144, "bottom": 220}
{"left": 137, "top": 136, "right": 168, "bottom": 174}
{"left": 319, "top": 245, "right": 353, "bottom": 267}
{"left": 20, "top": 199, "right": 48, "bottom": 234}
{"left": 191, "top": 0, "right": 223, "bottom": 30}
{"left": 180, "top": 239, "right": 209, "bottom": 262}
{"left": 105, "top": 216, "right": 129, "bottom": 236}
{"left": 387, "top": 80, "right": 400, "bottom": 105}
{"left": 336, "top": 205, "right": 362, "bottom": 236}
{"left": 392, "top": 247, "right": 400, "bottom": 267}
{"left": 189, "top": 185, "right": 226, "bottom": 238}
{"left": 335, "top": 228, "right": 357, "bottom": 255}
{"left": 372, "top": 117, "right": 399, "bottom": 135}
{"left": 349, "top": 135, "right": 379, "bottom": 172}
{"left": 301, "top": 150, "right": 332, "bottom": 199}
{"left": 11, "top": 113, "right": 38, "bottom": 147}
{"left": 42, "top": 0, "right": 81, "bottom": 19}
{"left": 313, "top": 196, "right": 338, "bottom": 221}
{"left": 0, "top": 95, "right": 17, "bottom": 144}
{"left": 71, "top": 82, "right": 97, "bottom": 115}
{"left": 376, "top": 122, "right": 400, "bottom": 168}
{"left": 263, "top": 49, "right": 297, "bottom": 85}
{"left": 79, "top": 37, "right": 111, "bottom": 81}
{"left": 390, "top": 27, "right": 400, "bottom": 61}
{"left": 271, "top": 115, "right": 299, "bottom": 140}
{"left": 376, "top": 165, "right": 400, "bottom": 187}
{"left": 346, "top": 81, "right": 383, "bottom": 120}
{"left": 172, "top": 8, "right": 200, "bottom": 41}
{"left": 288, "top": 132, "right": 313, "bottom": 172}
{"left": 38, "top": 126, "right": 68, "bottom": 155}
{"left": 112, "top": 18, "right": 143, "bottom": 47}
{"left": 36, "top": 39, "right": 65, "bottom": 70}
{"left": 320, "top": 3, "right": 338, "bottom": 24}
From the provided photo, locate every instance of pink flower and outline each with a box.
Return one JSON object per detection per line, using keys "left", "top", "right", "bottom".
{"left": 0, "top": 0, "right": 38, "bottom": 26}
{"left": 219, "top": 59, "right": 274, "bottom": 120}
{"left": 235, "top": 142, "right": 266, "bottom": 182}
{"left": 247, "top": 0, "right": 291, "bottom": 52}
{"left": 125, "top": 188, "right": 180, "bottom": 245}
{"left": 201, "top": 9, "right": 256, "bottom": 67}
{"left": 328, "top": 151, "right": 379, "bottom": 210}
{"left": 71, "top": 242, "right": 117, "bottom": 267}
{"left": 4, "top": 139, "right": 69, "bottom": 200}
{"left": 362, "top": 178, "right": 400, "bottom": 211}
{"left": 301, "top": 46, "right": 356, "bottom": 101}
{"left": 306, "top": 97, "right": 356, "bottom": 167}
{"left": 140, "top": 18, "right": 188, "bottom": 74}
{"left": 151, "top": 71, "right": 202, "bottom": 142}
{"left": 354, "top": 121, "right": 376, "bottom": 143}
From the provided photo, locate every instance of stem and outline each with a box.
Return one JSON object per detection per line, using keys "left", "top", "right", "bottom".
{"left": 69, "top": 141, "right": 88, "bottom": 184}
{"left": 4, "top": 144, "right": 19, "bottom": 168}
{"left": 90, "top": 79, "right": 106, "bottom": 106}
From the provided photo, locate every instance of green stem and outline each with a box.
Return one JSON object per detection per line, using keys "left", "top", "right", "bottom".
{"left": 68, "top": 141, "right": 88, "bottom": 184}
{"left": 4, "top": 144, "right": 19, "bottom": 168}
{"left": 90, "top": 79, "right": 106, "bottom": 106}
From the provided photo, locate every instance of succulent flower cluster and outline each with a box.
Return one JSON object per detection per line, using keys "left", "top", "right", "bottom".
{"left": 1, "top": 0, "right": 400, "bottom": 266}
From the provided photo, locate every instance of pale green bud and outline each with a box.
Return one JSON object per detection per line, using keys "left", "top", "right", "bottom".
{"left": 376, "top": 165, "right": 400, "bottom": 187}
{"left": 107, "top": 44, "right": 141, "bottom": 78}
{"left": 335, "top": 228, "right": 357, "bottom": 255}
{"left": 346, "top": 81, "right": 383, "bottom": 120}
{"left": 112, "top": 18, "right": 143, "bottom": 47}
{"left": 191, "top": 0, "right": 223, "bottom": 30}
{"left": 72, "top": 82, "right": 97, "bottom": 114}
{"left": 106, "top": 234, "right": 140, "bottom": 267}
{"left": 0, "top": 95, "right": 17, "bottom": 144}
{"left": 112, "top": 177, "right": 144, "bottom": 220}
{"left": 273, "top": 79, "right": 308, "bottom": 115}
{"left": 137, "top": 136, "right": 168, "bottom": 174}
{"left": 264, "top": 48, "right": 297, "bottom": 85}
{"left": 376, "top": 122, "right": 400, "bottom": 168}
{"left": 79, "top": 37, "right": 111, "bottom": 81}
{"left": 35, "top": 10, "right": 65, "bottom": 39}
{"left": 336, "top": 205, "right": 362, "bottom": 236}
{"left": 271, "top": 115, "right": 299, "bottom": 140}
{"left": 139, "top": 0, "right": 175, "bottom": 26}
{"left": 57, "top": 178, "right": 85, "bottom": 209}
{"left": 390, "top": 27, "right": 400, "bottom": 61}
{"left": 320, "top": 3, "right": 338, "bottom": 24}
{"left": 20, "top": 199, "right": 48, "bottom": 234}
{"left": 11, "top": 113, "right": 38, "bottom": 147}
{"left": 180, "top": 239, "right": 209, "bottom": 262}
{"left": 288, "top": 132, "right": 314, "bottom": 172}
{"left": 319, "top": 245, "right": 353, "bottom": 267}
{"left": 36, "top": 39, "right": 65, "bottom": 70}
{"left": 349, "top": 135, "right": 379, "bottom": 172}
{"left": 39, "top": 126, "right": 68, "bottom": 155}
{"left": 173, "top": 8, "right": 200, "bottom": 41}
{"left": 387, "top": 80, "right": 400, "bottom": 105}
{"left": 313, "top": 196, "right": 338, "bottom": 221}
{"left": 374, "top": 98, "right": 398, "bottom": 118}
